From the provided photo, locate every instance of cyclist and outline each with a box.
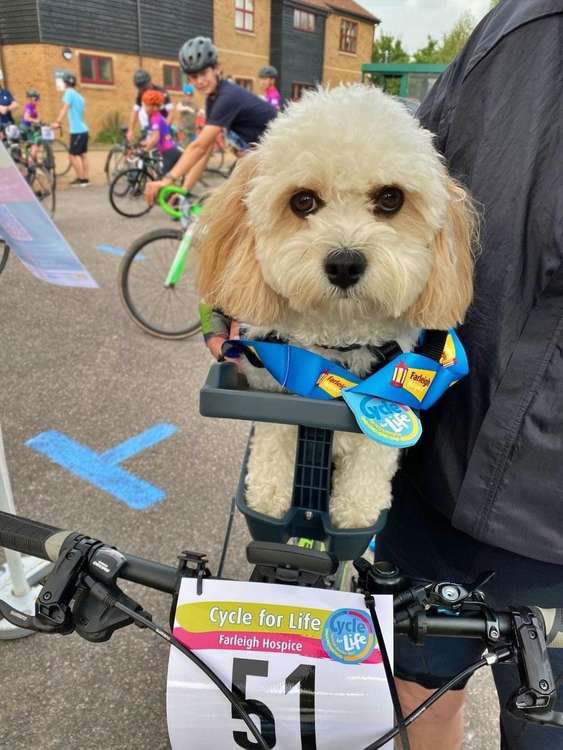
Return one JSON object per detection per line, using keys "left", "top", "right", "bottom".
{"left": 145, "top": 36, "right": 277, "bottom": 204}
{"left": 52, "top": 72, "right": 89, "bottom": 187}
{"left": 127, "top": 69, "right": 173, "bottom": 143}
{"left": 258, "top": 65, "right": 281, "bottom": 110}
{"left": 141, "top": 89, "right": 183, "bottom": 174}
{"left": 20, "top": 88, "right": 41, "bottom": 164}
{"left": 0, "top": 83, "right": 18, "bottom": 136}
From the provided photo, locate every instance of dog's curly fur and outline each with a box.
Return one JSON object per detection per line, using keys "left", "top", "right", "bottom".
{"left": 194, "top": 84, "right": 476, "bottom": 529}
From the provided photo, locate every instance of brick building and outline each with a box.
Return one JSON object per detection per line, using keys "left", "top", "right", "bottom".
{"left": 0, "top": 0, "right": 378, "bottom": 139}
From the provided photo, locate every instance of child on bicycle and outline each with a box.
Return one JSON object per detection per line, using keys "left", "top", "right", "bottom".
{"left": 20, "top": 88, "right": 41, "bottom": 164}
{"left": 145, "top": 36, "right": 277, "bottom": 205}
{"left": 141, "top": 89, "right": 183, "bottom": 175}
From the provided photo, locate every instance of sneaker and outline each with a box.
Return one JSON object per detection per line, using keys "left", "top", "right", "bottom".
{"left": 78, "top": 179, "right": 90, "bottom": 187}
{"left": 69, "top": 178, "right": 82, "bottom": 187}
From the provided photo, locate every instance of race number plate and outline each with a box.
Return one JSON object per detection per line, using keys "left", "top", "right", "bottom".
{"left": 167, "top": 579, "right": 393, "bottom": 749}
{"left": 41, "top": 126, "right": 54, "bottom": 141}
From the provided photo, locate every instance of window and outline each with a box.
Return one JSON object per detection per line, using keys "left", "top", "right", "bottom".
{"left": 293, "top": 9, "right": 315, "bottom": 32}
{"left": 79, "top": 54, "right": 114, "bottom": 85}
{"left": 235, "top": 0, "right": 254, "bottom": 32}
{"left": 163, "top": 64, "right": 182, "bottom": 91}
{"left": 339, "top": 19, "right": 358, "bottom": 53}
{"left": 291, "top": 82, "right": 315, "bottom": 101}
{"left": 235, "top": 77, "right": 253, "bottom": 91}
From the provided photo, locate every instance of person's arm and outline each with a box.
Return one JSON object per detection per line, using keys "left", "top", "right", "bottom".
{"left": 7, "top": 100, "right": 18, "bottom": 115}
{"left": 143, "top": 129, "right": 159, "bottom": 151}
{"left": 51, "top": 103, "right": 69, "bottom": 129}
{"left": 145, "top": 123, "right": 221, "bottom": 204}
{"left": 126, "top": 106, "right": 139, "bottom": 142}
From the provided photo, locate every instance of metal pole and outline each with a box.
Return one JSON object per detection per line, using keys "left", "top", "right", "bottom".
{"left": 0, "top": 424, "right": 51, "bottom": 639}
{"left": 136, "top": 0, "right": 143, "bottom": 68}
{"left": 0, "top": 426, "right": 29, "bottom": 597}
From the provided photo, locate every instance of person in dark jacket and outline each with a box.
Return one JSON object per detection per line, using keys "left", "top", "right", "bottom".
{"left": 376, "top": 1, "right": 563, "bottom": 748}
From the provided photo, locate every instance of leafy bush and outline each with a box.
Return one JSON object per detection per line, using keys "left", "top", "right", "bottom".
{"left": 95, "top": 111, "right": 126, "bottom": 144}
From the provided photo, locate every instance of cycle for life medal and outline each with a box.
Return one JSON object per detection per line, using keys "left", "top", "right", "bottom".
{"left": 167, "top": 579, "right": 394, "bottom": 750}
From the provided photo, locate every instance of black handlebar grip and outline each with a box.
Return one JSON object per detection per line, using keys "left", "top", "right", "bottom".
{"left": 0, "top": 511, "right": 75, "bottom": 562}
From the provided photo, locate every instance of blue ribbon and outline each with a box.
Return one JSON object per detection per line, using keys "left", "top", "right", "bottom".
{"left": 224, "top": 330, "right": 468, "bottom": 447}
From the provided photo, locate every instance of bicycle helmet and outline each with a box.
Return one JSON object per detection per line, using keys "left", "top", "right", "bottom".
{"left": 26, "top": 88, "right": 40, "bottom": 100}
{"left": 62, "top": 72, "right": 77, "bottom": 86}
{"left": 183, "top": 83, "right": 195, "bottom": 95}
{"left": 133, "top": 69, "right": 152, "bottom": 88}
{"left": 141, "top": 89, "right": 165, "bottom": 108}
{"left": 258, "top": 65, "right": 278, "bottom": 79}
{"left": 179, "top": 37, "right": 218, "bottom": 74}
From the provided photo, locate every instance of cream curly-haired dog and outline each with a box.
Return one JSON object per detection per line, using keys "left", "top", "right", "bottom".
{"left": 195, "top": 84, "right": 475, "bottom": 530}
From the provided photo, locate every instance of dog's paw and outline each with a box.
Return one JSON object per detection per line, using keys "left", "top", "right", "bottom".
{"left": 329, "top": 487, "right": 391, "bottom": 529}
{"left": 246, "top": 479, "right": 292, "bottom": 519}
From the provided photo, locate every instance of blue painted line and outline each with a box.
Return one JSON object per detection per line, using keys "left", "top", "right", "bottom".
{"left": 101, "top": 423, "right": 177, "bottom": 464}
{"left": 26, "top": 423, "right": 177, "bottom": 510}
{"left": 96, "top": 243, "right": 126, "bottom": 257}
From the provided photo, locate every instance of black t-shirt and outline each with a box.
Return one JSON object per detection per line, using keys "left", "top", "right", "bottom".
{"left": 205, "top": 80, "right": 277, "bottom": 145}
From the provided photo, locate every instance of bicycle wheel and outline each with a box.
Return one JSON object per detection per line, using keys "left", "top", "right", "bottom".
{"left": 0, "top": 242, "right": 9, "bottom": 274}
{"left": 51, "top": 138, "right": 71, "bottom": 177}
{"left": 104, "top": 145, "right": 127, "bottom": 184}
{"left": 119, "top": 227, "right": 201, "bottom": 339}
{"left": 109, "top": 168, "right": 154, "bottom": 218}
{"left": 31, "top": 165, "right": 56, "bottom": 217}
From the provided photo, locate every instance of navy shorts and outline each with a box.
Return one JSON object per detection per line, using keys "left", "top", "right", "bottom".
{"left": 376, "top": 474, "right": 563, "bottom": 749}
{"left": 69, "top": 132, "right": 88, "bottom": 156}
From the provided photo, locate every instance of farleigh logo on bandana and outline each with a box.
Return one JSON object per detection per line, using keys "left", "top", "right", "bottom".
{"left": 439, "top": 333, "right": 458, "bottom": 368}
{"left": 390, "top": 362, "right": 436, "bottom": 403}
{"left": 317, "top": 370, "right": 358, "bottom": 398}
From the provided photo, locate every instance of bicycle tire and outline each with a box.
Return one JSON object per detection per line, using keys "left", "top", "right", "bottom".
{"left": 104, "top": 145, "right": 127, "bottom": 184}
{"left": 118, "top": 227, "right": 202, "bottom": 339}
{"left": 50, "top": 138, "right": 71, "bottom": 177}
{"left": 31, "top": 165, "right": 56, "bottom": 217}
{"left": 109, "top": 167, "right": 154, "bottom": 218}
{"left": 0, "top": 242, "right": 9, "bottom": 274}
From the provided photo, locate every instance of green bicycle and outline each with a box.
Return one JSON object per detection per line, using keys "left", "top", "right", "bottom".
{"left": 118, "top": 185, "right": 203, "bottom": 340}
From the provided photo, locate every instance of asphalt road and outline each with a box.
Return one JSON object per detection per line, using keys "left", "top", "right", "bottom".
{"left": 0, "top": 184, "right": 499, "bottom": 749}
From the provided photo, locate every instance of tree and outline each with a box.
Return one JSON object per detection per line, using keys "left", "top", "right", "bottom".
{"left": 440, "top": 11, "right": 475, "bottom": 61}
{"left": 372, "top": 33, "right": 410, "bottom": 64}
{"left": 412, "top": 36, "right": 442, "bottom": 64}
{"left": 413, "top": 11, "right": 475, "bottom": 64}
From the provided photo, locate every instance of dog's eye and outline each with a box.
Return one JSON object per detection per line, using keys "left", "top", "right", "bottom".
{"left": 372, "top": 186, "right": 404, "bottom": 215}
{"left": 290, "top": 190, "right": 322, "bottom": 218}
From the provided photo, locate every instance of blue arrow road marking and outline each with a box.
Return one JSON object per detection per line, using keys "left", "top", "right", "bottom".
{"left": 26, "top": 423, "right": 177, "bottom": 510}
{"left": 96, "top": 243, "right": 126, "bottom": 256}
{"left": 96, "top": 244, "right": 145, "bottom": 260}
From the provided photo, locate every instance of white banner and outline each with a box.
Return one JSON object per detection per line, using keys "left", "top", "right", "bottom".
{"left": 167, "top": 578, "right": 394, "bottom": 750}
{"left": 0, "top": 141, "right": 97, "bottom": 287}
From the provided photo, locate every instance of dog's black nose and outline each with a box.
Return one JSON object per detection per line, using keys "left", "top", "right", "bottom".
{"left": 324, "top": 249, "right": 367, "bottom": 289}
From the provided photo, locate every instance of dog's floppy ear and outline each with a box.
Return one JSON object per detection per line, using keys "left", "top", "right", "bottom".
{"left": 195, "top": 151, "right": 285, "bottom": 325}
{"left": 407, "top": 179, "right": 476, "bottom": 329}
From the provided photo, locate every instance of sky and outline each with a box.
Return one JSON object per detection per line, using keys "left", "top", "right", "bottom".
{"left": 359, "top": 0, "right": 493, "bottom": 53}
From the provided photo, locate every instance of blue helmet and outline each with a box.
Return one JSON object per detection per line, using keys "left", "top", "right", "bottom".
{"left": 183, "top": 83, "right": 195, "bottom": 95}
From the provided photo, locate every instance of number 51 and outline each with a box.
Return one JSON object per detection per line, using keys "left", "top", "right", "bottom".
{"left": 231, "top": 658, "right": 317, "bottom": 749}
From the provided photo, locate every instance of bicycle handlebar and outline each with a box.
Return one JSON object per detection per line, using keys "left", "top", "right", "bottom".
{"left": 2, "top": 510, "right": 563, "bottom": 645}
{"left": 0, "top": 511, "right": 177, "bottom": 594}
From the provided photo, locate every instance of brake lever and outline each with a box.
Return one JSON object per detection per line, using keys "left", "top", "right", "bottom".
{"left": 0, "top": 599, "right": 72, "bottom": 633}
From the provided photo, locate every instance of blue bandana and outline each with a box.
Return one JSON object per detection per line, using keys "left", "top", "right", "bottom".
{"left": 224, "top": 329, "right": 467, "bottom": 448}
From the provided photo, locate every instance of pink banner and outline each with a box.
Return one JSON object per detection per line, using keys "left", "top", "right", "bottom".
{"left": 173, "top": 627, "right": 383, "bottom": 664}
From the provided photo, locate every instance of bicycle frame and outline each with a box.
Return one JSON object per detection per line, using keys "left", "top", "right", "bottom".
{"left": 157, "top": 185, "right": 204, "bottom": 288}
